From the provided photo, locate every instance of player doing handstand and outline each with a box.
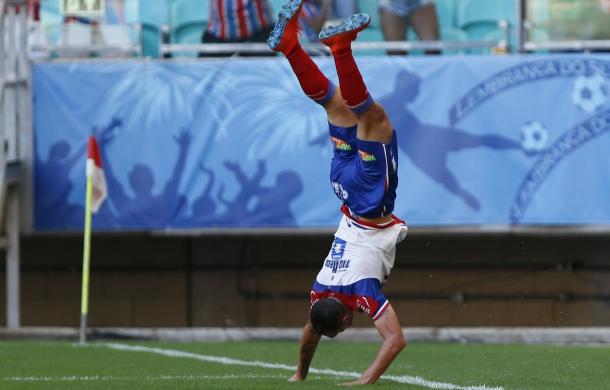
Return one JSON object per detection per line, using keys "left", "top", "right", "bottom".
{"left": 268, "top": 0, "right": 409, "bottom": 385}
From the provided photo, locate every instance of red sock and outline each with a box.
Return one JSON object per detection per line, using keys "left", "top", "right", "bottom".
{"left": 284, "top": 44, "right": 332, "bottom": 104}
{"left": 331, "top": 45, "right": 372, "bottom": 112}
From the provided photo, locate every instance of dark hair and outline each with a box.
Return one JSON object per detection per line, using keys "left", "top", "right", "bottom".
{"left": 310, "top": 298, "right": 343, "bottom": 335}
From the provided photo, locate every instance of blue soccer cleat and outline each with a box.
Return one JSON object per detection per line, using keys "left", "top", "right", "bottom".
{"left": 319, "top": 13, "right": 370, "bottom": 49}
{"left": 267, "top": 0, "right": 303, "bottom": 52}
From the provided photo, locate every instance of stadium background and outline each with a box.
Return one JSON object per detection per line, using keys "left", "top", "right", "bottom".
{"left": 1, "top": 0, "right": 610, "bottom": 332}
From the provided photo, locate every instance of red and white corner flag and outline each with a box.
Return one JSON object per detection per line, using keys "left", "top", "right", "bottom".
{"left": 87, "top": 136, "right": 107, "bottom": 213}
{"left": 80, "top": 135, "right": 107, "bottom": 344}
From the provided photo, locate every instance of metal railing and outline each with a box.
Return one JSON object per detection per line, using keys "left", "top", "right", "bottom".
{"left": 28, "top": 21, "right": 142, "bottom": 58}
{"left": 20, "top": 0, "right": 610, "bottom": 59}
{"left": 523, "top": 39, "right": 610, "bottom": 52}
{"left": 160, "top": 38, "right": 506, "bottom": 57}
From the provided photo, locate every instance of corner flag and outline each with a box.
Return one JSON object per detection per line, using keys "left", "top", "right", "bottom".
{"left": 80, "top": 135, "right": 107, "bottom": 344}
{"left": 87, "top": 136, "right": 107, "bottom": 213}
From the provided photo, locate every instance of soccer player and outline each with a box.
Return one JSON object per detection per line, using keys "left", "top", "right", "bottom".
{"left": 268, "top": 1, "right": 409, "bottom": 385}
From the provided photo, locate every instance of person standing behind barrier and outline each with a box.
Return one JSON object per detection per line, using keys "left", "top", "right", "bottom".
{"left": 297, "top": 0, "right": 333, "bottom": 42}
{"left": 201, "top": 0, "right": 276, "bottom": 56}
{"left": 379, "top": 0, "right": 440, "bottom": 55}
{"left": 332, "top": 0, "right": 357, "bottom": 19}
{"left": 298, "top": 0, "right": 359, "bottom": 43}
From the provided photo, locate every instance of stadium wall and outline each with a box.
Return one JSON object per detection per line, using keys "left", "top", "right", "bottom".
{"left": 2, "top": 234, "right": 609, "bottom": 327}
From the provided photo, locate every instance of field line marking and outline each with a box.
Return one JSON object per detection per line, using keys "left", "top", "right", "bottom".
{"left": 99, "top": 343, "right": 504, "bottom": 390}
{"left": 1, "top": 374, "right": 285, "bottom": 382}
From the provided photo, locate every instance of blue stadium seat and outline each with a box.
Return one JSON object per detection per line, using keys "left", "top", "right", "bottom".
{"left": 40, "top": 0, "right": 62, "bottom": 45}
{"left": 124, "top": 0, "right": 140, "bottom": 24}
{"left": 139, "top": 0, "right": 170, "bottom": 57}
{"left": 530, "top": 28, "right": 550, "bottom": 43}
{"left": 475, "top": 28, "right": 506, "bottom": 54}
{"left": 40, "top": 0, "right": 60, "bottom": 17}
{"left": 170, "top": 0, "right": 209, "bottom": 57}
{"left": 140, "top": 0, "right": 170, "bottom": 26}
{"left": 354, "top": 25, "right": 385, "bottom": 56}
{"left": 359, "top": 25, "right": 384, "bottom": 42}
{"left": 433, "top": 0, "right": 456, "bottom": 27}
{"left": 456, "top": 0, "right": 514, "bottom": 44}
{"left": 525, "top": 28, "right": 551, "bottom": 53}
{"left": 269, "top": 0, "right": 286, "bottom": 15}
{"left": 407, "top": 26, "right": 466, "bottom": 55}
{"left": 357, "top": 0, "right": 379, "bottom": 28}
{"left": 439, "top": 26, "right": 468, "bottom": 54}
{"left": 140, "top": 26, "right": 162, "bottom": 57}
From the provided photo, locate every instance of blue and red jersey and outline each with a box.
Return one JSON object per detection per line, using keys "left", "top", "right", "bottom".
{"left": 329, "top": 122, "right": 399, "bottom": 219}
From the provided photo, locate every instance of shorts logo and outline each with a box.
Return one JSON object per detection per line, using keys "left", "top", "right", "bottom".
{"left": 356, "top": 296, "right": 374, "bottom": 315}
{"left": 325, "top": 238, "right": 351, "bottom": 273}
{"left": 331, "top": 238, "right": 346, "bottom": 259}
{"left": 358, "top": 150, "right": 376, "bottom": 161}
{"left": 331, "top": 137, "right": 352, "bottom": 151}
{"left": 325, "top": 258, "right": 351, "bottom": 273}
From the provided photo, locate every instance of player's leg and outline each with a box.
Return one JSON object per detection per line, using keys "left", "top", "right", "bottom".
{"left": 319, "top": 14, "right": 394, "bottom": 144}
{"left": 268, "top": 0, "right": 356, "bottom": 128}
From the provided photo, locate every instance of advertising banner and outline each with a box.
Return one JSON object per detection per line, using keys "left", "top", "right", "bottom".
{"left": 33, "top": 55, "right": 610, "bottom": 230}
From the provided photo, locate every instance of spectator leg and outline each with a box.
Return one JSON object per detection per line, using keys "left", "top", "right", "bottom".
{"left": 380, "top": 8, "right": 408, "bottom": 55}
{"left": 408, "top": 3, "right": 440, "bottom": 55}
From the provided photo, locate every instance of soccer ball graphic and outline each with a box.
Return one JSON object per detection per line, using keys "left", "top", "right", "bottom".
{"left": 520, "top": 121, "right": 549, "bottom": 152}
{"left": 571, "top": 74, "right": 609, "bottom": 113}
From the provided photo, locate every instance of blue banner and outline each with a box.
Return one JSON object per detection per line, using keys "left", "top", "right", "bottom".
{"left": 33, "top": 55, "right": 610, "bottom": 230}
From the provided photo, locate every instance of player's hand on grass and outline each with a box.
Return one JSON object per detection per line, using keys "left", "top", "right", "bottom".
{"left": 340, "top": 378, "right": 369, "bottom": 386}
{"left": 288, "top": 373, "right": 304, "bottom": 382}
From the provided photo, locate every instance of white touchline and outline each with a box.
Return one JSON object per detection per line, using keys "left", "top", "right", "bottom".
{"left": 1, "top": 374, "right": 286, "bottom": 382}
{"left": 98, "top": 343, "right": 505, "bottom": 390}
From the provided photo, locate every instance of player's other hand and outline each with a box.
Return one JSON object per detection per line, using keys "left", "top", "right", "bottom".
{"left": 288, "top": 373, "right": 304, "bottom": 382}
{"left": 339, "top": 379, "right": 367, "bottom": 386}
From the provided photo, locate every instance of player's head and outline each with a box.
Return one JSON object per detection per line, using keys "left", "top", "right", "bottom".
{"left": 309, "top": 297, "right": 353, "bottom": 338}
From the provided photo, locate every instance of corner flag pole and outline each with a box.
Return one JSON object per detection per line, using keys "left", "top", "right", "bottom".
{"left": 79, "top": 159, "right": 95, "bottom": 344}
{"left": 79, "top": 135, "right": 107, "bottom": 344}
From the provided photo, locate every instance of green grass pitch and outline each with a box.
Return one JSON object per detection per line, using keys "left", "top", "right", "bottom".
{"left": 1, "top": 340, "right": 609, "bottom": 389}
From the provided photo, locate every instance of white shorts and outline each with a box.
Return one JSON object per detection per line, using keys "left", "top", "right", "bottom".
{"left": 378, "top": 0, "right": 434, "bottom": 17}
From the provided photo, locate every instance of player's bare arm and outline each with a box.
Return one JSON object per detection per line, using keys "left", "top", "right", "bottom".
{"left": 289, "top": 322, "right": 321, "bottom": 381}
{"left": 341, "top": 304, "right": 406, "bottom": 385}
